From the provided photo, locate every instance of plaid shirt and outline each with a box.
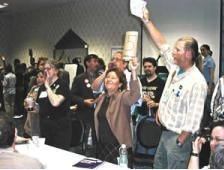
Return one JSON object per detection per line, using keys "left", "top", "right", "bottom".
{"left": 158, "top": 45, "right": 207, "bottom": 134}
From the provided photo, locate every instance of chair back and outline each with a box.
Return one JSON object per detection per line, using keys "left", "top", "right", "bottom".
{"left": 136, "top": 116, "right": 162, "bottom": 148}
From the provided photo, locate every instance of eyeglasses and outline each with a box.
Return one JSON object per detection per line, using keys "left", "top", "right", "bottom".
{"left": 210, "top": 137, "right": 224, "bottom": 142}
{"left": 111, "top": 57, "right": 124, "bottom": 62}
{"left": 44, "top": 67, "right": 52, "bottom": 71}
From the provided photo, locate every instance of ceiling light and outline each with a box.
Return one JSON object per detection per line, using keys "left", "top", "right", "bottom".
{"left": 0, "top": 2, "right": 8, "bottom": 9}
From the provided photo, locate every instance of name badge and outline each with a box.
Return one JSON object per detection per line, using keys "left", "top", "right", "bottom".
{"left": 39, "top": 91, "right": 48, "bottom": 98}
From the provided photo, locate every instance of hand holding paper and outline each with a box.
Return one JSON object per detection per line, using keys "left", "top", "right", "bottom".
{"left": 142, "top": 7, "right": 150, "bottom": 23}
{"left": 130, "top": 0, "right": 147, "bottom": 18}
{"left": 123, "top": 31, "right": 138, "bottom": 61}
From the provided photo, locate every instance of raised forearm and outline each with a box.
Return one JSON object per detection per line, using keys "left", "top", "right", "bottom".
{"left": 92, "top": 71, "right": 106, "bottom": 91}
{"left": 143, "top": 21, "right": 166, "bottom": 49}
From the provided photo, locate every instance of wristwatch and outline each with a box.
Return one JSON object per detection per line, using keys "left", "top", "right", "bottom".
{"left": 176, "top": 138, "right": 182, "bottom": 147}
{"left": 191, "top": 152, "right": 199, "bottom": 157}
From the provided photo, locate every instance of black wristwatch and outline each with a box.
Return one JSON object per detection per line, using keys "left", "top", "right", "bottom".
{"left": 176, "top": 138, "right": 182, "bottom": 147}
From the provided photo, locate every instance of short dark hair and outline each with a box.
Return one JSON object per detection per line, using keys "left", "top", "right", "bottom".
{"left": 143, "top": 57, "right": 157, "bottom": 67}
{"left": 98, "top": 58, "right": 106, "bottom": 71}
{"left": 0, "top": 116, "right": 15, "bottom": 148}
{"left": 201, "top": 44, "right": 210, "bottom": 51}
{"left": 84, "top": 54, "right": 98, "bottom": 69}
{"left": 56, "top": 62, "right": 65, "bottom": 69}
{"left": 4, "top": 64, "right": 13, "bottom": 73}
{"left": 211, "top": 121, "right": 224, "bottom": 131}
{"left": 105, "top": 68, "right": 127, "bottom": 91}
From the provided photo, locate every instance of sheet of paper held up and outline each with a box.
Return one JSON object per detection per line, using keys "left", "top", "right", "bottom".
{"left": 130, "top": 0, "right": 147, "bottom": 18}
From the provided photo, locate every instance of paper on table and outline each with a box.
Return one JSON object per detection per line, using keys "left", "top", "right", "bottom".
{"left": 130, "top": 0, "right": 147, "bottom": 18}
{"left": 73, "top": 157, "right": 103, "bottom": 169}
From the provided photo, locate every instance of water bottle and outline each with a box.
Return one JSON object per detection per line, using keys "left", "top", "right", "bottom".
{"left": 87, "top": 128, "right": 92, "bottom": 146}
{"left": 119, "top": 144, "right": 128, "bottom": 168}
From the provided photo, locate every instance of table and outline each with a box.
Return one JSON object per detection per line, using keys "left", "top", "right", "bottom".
{"left": 16, "top": 143, "right": 128, "bottom": 169}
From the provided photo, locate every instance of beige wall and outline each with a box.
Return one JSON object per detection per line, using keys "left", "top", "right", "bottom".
{"left": 1, "top": 0, "right": 141, "bottom": 68}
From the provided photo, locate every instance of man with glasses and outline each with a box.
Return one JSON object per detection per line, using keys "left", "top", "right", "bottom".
{"left": 188, "top": 121, "right": 224, "bottom": 169}
{"left": 92, "top": 51, "right": 131, "bottom": 91}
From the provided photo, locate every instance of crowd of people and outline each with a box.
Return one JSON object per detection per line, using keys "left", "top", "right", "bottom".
{"left": 0, "top": 4, "right": 223, "bottom": 169}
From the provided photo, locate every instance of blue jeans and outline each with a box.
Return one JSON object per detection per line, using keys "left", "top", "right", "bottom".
{"left": 154, "top": 130, "right": 192, "bottom": 169}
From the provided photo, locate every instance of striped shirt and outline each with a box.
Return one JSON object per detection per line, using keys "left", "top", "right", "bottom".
{"left": 158, "top": 45, "right": 207, "bottom": 134}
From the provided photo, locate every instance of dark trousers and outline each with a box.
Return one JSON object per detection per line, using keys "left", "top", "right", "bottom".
{"left": 40, "top": 116, "right": 72, "bottom": 150}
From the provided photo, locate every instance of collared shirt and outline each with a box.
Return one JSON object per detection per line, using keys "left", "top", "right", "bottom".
{"left": 158, "top": 45, "right": 207, "bottom": 134}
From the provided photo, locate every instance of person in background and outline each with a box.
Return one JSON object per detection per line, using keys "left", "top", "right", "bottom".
{"left": 0, "top": 79, "right": 5, "bottom": 113}
{"left": 97, "top": 57, "right": 106, "bottom": 76}
{"left": 188, "top": 121, "right": 224, "bottom": 169}
{"left": 24, "top": 70, "right": 45, "bottom": 138}
{"left": 210, "top": 76, "right": 224, "bottom": 122}
{"left": 57, "top": 62, "right": 70, "bottom": 87}
{"left": 28, "top": 57, "right": 48, "bottom": 90}
{"left": 200, "top": 44, "right": 216, "bottom": 128}
{"left": 139, "top": 7, "right": 207, "bottom": 168}
{"left": 14, "top": 63, "right": 27, "bottom": 119}
{"left": 138, "top": 57, "right": 165, "bottom": 117}
{"left": 0, "top": 66, "right": 5, "bottom": 113}
{"left": 2, "top": 64, "right": 16, "bottom": 116}
{"left": 195, "top": 53, "right": 203, "bottom": 72}
{"left": 72, "top": 57, "right": 84, "bottom": 77}
{"left": 13, "top": 58, "right": 20, "bottom": 73}
{"left": 0, "top": 115, "right": 44, "bottom": 169}
{"left": 92, "top": 51, "right": 131, "bottom": 91}
{"left": 94, "top": 57, "right": 140, "bottom": 168}
{"left": 37, "top": 60, "right": 71, "bottom": 150}
{"left": 71, "top": 54, "right": 99, "bottom": 152}
{"left": 134, "top": 57, "right": 165, "bottom": 157}
{"left": 200, "top": 44, "right": 216, "bottom": 95}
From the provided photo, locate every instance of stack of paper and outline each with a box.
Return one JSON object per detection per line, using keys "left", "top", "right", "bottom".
{"left": 130, "top": 0, "right": 147, "bottom": 18}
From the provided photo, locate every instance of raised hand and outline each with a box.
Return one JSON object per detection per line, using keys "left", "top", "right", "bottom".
{"left": 142, "top": 7, "right": 150, "bottom": 23}
{"left": 129, "top": 57, "right": 139, "bottom": 71}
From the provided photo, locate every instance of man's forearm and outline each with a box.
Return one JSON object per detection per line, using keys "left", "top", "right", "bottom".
{"left": 142, "top": 8, "right": 166, "bottom": 49}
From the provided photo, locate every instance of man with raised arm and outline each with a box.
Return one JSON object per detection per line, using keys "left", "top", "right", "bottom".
{"left": 137, "top": 7, "right": 207, "bottom": 168}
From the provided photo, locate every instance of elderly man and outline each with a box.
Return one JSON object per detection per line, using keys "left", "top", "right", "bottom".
{"left": 92, "top": 51, "right": 131, "bottom": 91}
{"left": 0, "top": 115, "right": 44, "bottom": 169}
{"left": 138, "top": 7, "right": 207, "bottom": 168}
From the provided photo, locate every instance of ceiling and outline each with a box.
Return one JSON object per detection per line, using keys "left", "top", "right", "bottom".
{"left": 0, "top": 0, "right": 74, "bottom": 15}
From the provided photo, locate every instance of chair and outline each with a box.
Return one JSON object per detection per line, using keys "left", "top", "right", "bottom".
{"left": 70, "top": 117, "right": 85, "bottom": 153}
{"left": 133, "top": 116, "right": 162, "bottom": 168}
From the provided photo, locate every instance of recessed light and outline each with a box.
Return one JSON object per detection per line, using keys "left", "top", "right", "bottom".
{"left": 0, "top": 2, "right": 8, "bottom": 8}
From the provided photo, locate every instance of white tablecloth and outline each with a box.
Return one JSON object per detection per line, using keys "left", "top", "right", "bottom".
{"left": 16, "top": 143, "right": 128, "bottom": 169}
